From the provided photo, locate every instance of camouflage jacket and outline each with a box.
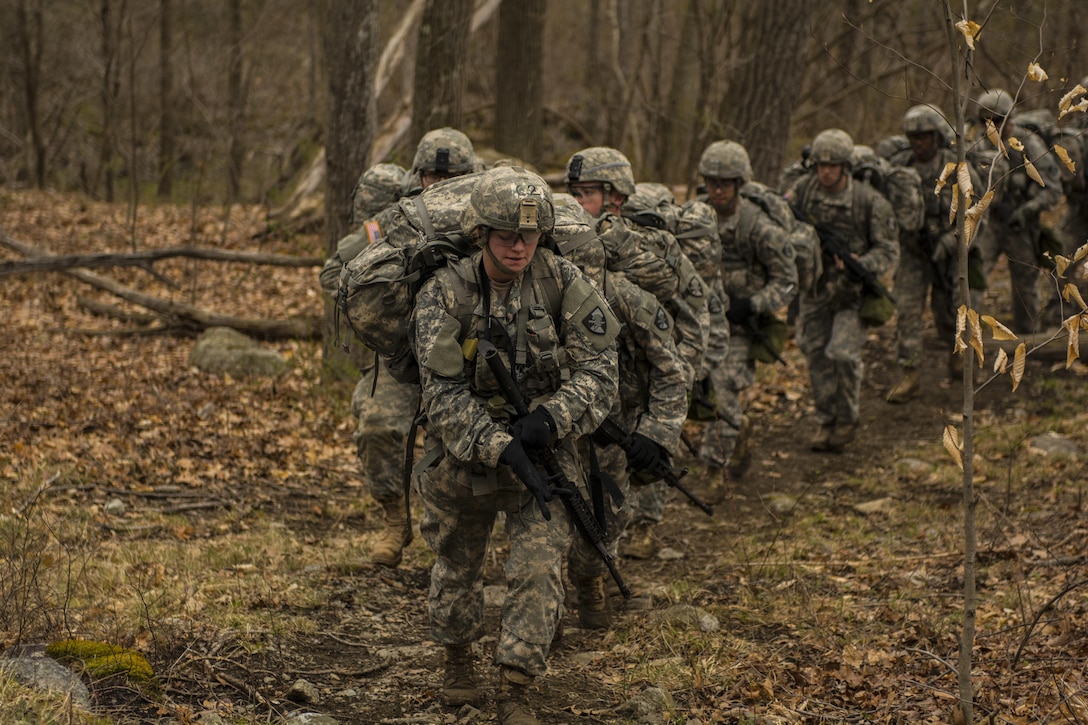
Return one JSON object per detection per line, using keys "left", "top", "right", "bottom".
{"left": 412, "top": 248, "right": 619, "bottom": 468}
{"left": 718, "top": 197, "right": 798, "bottom": 316}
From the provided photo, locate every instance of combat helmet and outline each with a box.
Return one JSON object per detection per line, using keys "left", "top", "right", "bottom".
{"left": 565, "top": 147, "right": 637, "bottom": 197}
{"left": 461, "top": 166, "right": 555, "bottom": 243}
{"left": 412, "top": 127, "right": 477, "bottom": 175}
{"left": 351, "top": 162, "right": 407, "bottom": 225}
{"left": 810, "top": 129, "right": 855, "bottom": 166}
{"left": 698, "top": 140, "right": 753, "bottom": 183}
{"left": 976, "top": 89, "right": 1014, "bottom": 121}
{"left": 902, "top": 104, "right": 954, "bottom": 144}
{"left": 553, "top": 192, "right": 605, "bottom": 286}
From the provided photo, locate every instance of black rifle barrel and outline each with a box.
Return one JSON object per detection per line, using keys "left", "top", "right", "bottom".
{"left": 479, "top": 340, "right": 631, "bottom": 599}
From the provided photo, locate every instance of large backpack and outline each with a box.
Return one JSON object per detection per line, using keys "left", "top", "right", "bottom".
{"left": 852, "top": 156, "right": 925, "bottom": 233}
{"left": 336, "top": 174, "right": 484, "bottom": 383}
{"left": 739, "top": 180, "right": 823, "bottom": 297}
{"left": 1015, "top": 108, "right": 1086, "bottom": 196}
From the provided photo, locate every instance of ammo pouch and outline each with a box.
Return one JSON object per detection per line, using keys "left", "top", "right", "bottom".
{"left": 749, "top": 313, "right": 789, "bottom": 364}
{"left": 859, "top": 293, "right": 896, "bottom": 327}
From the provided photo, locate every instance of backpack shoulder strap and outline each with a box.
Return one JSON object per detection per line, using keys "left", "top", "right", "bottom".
{"left": 412, "top": 195, "right": 437, "bottom": 239}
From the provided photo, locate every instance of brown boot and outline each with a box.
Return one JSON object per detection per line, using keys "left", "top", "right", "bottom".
{"left": 619, "top": 521, "right": 658, "bottom": 560}
{"left": 441, "top": 645, "right": 481, "bottom": 707}
{"left": 810, "top": 424, "right": 835, "bottom": 452}
{"left": 828, "top": 422, "right": 857, "bottom": 451}
{"left": 886, "top": 367, "right": 920, "bottom": 404}
{"left": 496, "top": 666, "right": 540, "bottom": 725}
{"left": 726, "top": 415, "right": 752, "bottom": 479}
{"left": 370, "top": 498, "right": 411, "bottom": 568}
{"left": 573, "top": 575, "right": 612, "bottom": 629}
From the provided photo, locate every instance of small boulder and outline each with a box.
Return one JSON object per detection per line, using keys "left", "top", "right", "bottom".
{"left": 189, "top": 327, "right": 288, "bottom": 377}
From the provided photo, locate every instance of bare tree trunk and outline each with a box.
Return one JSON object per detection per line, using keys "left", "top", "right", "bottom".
{"left": 411, "top": 0, "right": 471, "bottom": 143}
{"left": 493, "top": 0, "right": 545, "bottom": 162}
{"left": 97, "top": 0, "right": 119, "bottom": 202}
{"left": 719, "top": 0, "right": 817, "bottom": 185}
{"left": 226, "top": 0, "right": 244, "bottom": 205}
{"left": 14, "top": 0, "right": 45, "bottom": 189}
{"left": 157, "top": 0, "right": 174, "bottom": 198}
{"left": 649, "top": 0, "right": 695, "bottom": 183}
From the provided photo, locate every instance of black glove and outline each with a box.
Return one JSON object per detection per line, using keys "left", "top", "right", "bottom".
{"left": 626, "top": 433, "right": 664, "bottom": 472}
{"left": 511, "top": 406, "right": 556, "bottom": 450}
{"left": 499, "top": 437, "right": 553, "bottom": 520}
{"left": 726, "top": 296, "right": 753, "bottom": 325}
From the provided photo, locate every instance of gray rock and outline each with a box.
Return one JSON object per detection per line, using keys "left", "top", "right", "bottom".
{"left": 189, "top": 327, "right": 288, "bottom": 377}
{"left": 615, "top": 685, "right": 675, "bottom": 724}
{"left": 657, "top": 604, "right": 720, "bottom": 633}
{"left": 282, "top": 712, "right": 338, "bottom": 725}
{"left": 0, "top": 654, "right": 93, "bottom": 710}
{"left": 286, "top": 678, "right": 320, "bottom": 704}
{"left": 1027, "top": 432, "right": 1081, "bottom": 459}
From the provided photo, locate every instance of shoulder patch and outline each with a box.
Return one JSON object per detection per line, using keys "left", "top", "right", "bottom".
{"left": 583, "top": 306, "right": 609, "bottom": 335}
{"left": 687, "top": 277, "right": 705, "bottom": 298}
{"left": 654, "top": 306, "right": 671, "bottom": 331}
{"left": 364, "top": 220, "right": 382, "bottom": 242}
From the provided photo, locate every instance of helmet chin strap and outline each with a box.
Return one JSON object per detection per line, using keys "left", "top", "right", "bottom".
{"left": 484, "top": 240, "right": 519, "bottom": 279}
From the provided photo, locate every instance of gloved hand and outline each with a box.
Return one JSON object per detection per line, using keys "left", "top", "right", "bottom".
{"left": 511, "top": 406, "right": 556, "bottom": 450}
{"left": 499, "top": 437, "right": 553, "bottom": 520}
{"left": 1007, "top": 207, "right": 1028, "bottom": 230}
{"left": 626, "top": 433, "right": 664, "bottom": 472}
{"left": 725, "top": 296, "right": 753, "bottom": 325}
{"left": 930, "top": 232, "right": 957, "bottom": 265}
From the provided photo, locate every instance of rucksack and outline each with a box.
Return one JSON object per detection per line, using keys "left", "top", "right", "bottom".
{"left": 1015, "top": 108, "right": 1086, "bottom": 196}
{"left": 739, "top": 180, "right": 823, "bottom": 297}
{"left": 852, "top": 157, "right": 925, "bottom": 233}
{"left": 336, "top": 174, "right": 484, "bottom": 382}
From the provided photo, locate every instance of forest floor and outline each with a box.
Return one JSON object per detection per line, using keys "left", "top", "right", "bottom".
{"left": 3, "top": 189, "right": 1088, "bottom": 724}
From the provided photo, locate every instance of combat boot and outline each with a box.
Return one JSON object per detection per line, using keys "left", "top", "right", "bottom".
{"left": 496, "top": 666, "right": 540, "bottom": 725}
{"left": 726, "top": 415, "right": 752, "bottom": 479}
{"left": 441, "top": 644, "right": 481, "bottom": 707}
{"left": 829, "top": 422, "right": 857, "bottom": 451}
{"left": 886, "top": 367, "right": 920, "bottom": 404}
{"left": 810, "top": 424, "right": 835, "bottom": 452}
{"left": 573, "top": 575, "right": 612, "bottom": 629}
{"left": 370, "top": 498, "right": 411, "bottom": 568}
{"left": 619, "top": 521, "right": 658, "bottom": 560}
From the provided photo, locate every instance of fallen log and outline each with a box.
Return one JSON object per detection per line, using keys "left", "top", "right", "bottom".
{"left": 1, "top": 230, "right": 321, "bottom": 341}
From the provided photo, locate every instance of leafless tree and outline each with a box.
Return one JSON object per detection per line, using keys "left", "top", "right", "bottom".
{"left": 494, "top": 0, "right": 545, "bottom": 163}
{"left": 410, "top": 0, "right": 472, "bottom": 143}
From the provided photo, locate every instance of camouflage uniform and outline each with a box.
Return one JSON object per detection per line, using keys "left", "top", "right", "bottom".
{"left": 412, "top": 169, "right": 618, "bottom": 684}
{"left": 885, "top": 105, "right": 982, "bottom": 382}
{"left": 697, "top": 141, "right": 797, "bottom": 470}
{"left": 787, "top": 129, "right": 899, "bottom": 448}
{"left": 565, "top": 147, "right": 710, "bottom": 388}
{"left": 325, "top": 130, "right": 480, "bottom": 569}
{"left": 1059, "top": 82, "right": 1088, "bottom": 257}
{"left": 972, "top": 90, "right": 1062, "bottom": 334}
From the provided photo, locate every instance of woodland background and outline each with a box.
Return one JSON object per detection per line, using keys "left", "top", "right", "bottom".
{"left": 3, "top": 0, "right": 1088, "bottom": 253}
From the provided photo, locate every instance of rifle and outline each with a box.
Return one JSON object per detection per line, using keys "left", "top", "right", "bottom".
{"left": 737, "top": 314, "right": 788, "bottom": 367}
{"left": 478, "top": 340, "right": 631, "bottom": 600}
{"left": 595, "top": 418, "right": 714, "bottom": 517}
{"left": 792, "top": 205, "right": 897, "bottom": 306}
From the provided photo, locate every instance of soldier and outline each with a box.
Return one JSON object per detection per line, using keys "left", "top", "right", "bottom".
{"left": 972, "top": 89, "right": 1062, "bottom": 334}
{"left": 324, "top": 128, "right": 479, "bottom": 569}
{"left": 411, "top": 167, "right": 618, "bottom": 723}
{"left": 884, "top": 104, "right": 982, "bottom": 401}
{"left": 697, "top": 140, "right": 797, "bottom": 479}
{"left": 1058, "top": 78, "right": 1088, "bottom": 258}
{"left": 786, "top": 129, "right": 899, "bottom": 452}
{"left": 553, "top": 194, "right": 687, "bottom": 627}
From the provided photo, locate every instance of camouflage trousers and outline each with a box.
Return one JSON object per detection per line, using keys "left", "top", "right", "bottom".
{"left": 798, "top": 293, "right": 865, "bottom": 427}
{"left": 625, "top": 478, "right": 668, "bottom": 527}
{"left": 417, "top": 442, "right": 577, "bottom": 677}
{"left": 569, "top": 440, "right": 630, "bottom": 581}
{"left": 976, "top": 218, "right": 1041, "bottom": 334}
{"left": 699, "top": 331, "right": 755, "bottom": 468}
{"left": 894, "top": 244, "right": 956, "bottom": 367}
{"left": 350, "top": 362, "right": 421, "bottom": 503}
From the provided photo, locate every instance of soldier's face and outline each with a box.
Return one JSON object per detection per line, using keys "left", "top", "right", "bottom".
{"left": 703, "top": 176, "right": 739, "bottom": 215}
{"left": 483, "top": 229, "right": 539, "bottom": 280}
{"left": 569, "top": 184, "right": 606, "bottom": 217}
{"left": 421, "top": 170, "right": 458, "bottom": 189}
{"left": 816, "top": 163, "right": 847, "bottom": 192}
{"left": 907, "top": 132, "right": 938, "bottom": 163}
